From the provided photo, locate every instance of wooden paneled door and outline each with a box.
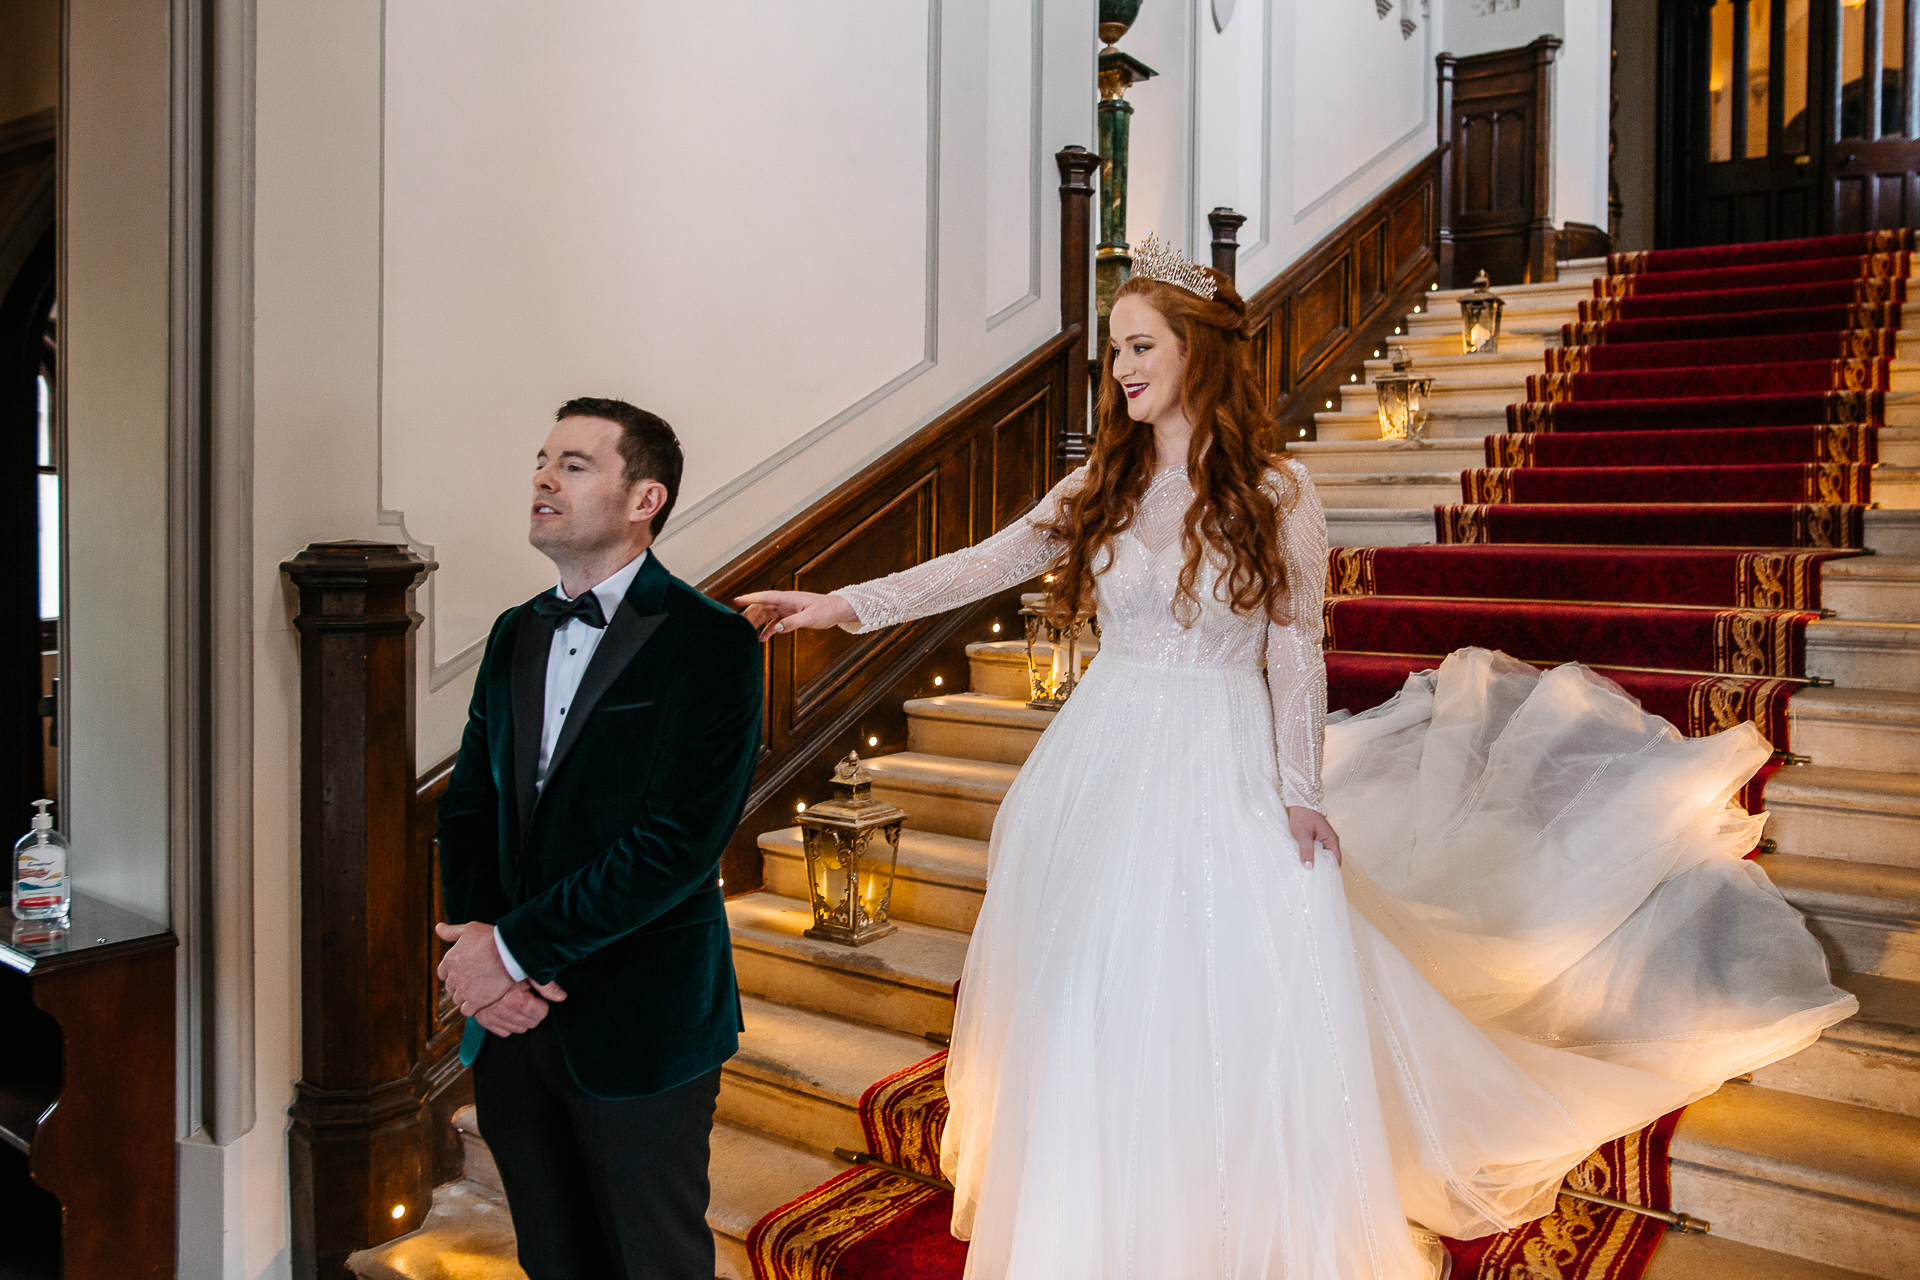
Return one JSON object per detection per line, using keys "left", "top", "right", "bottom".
{"left": 1662, "top": 0, "right": 1920, "bottom": 244}
{"left": 1827, "top": 0, "right": 1920, "bottom": 227}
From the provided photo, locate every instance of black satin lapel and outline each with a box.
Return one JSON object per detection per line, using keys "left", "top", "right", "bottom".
{"left": 511, "top": 608, "right": 549, "bottom": 836}
{"left": 541, "top": 603, "right": 668, "bottom": 789}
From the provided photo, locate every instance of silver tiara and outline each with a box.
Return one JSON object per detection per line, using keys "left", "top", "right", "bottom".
{"left": 1132, "top": 233, "right": 1217, "bottom": 300}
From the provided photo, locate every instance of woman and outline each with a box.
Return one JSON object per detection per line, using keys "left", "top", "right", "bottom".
{"left": 738, "top": 237, "right": 1855, "bottom": 1279}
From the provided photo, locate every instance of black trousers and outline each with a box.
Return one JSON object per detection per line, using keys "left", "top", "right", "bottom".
{"left": 472, "top": 1021, "right": 722, "bottom": 1280}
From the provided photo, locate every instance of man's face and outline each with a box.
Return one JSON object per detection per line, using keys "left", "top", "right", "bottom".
{"left": 528, "top": 415, "right": 650, "bottom": 561}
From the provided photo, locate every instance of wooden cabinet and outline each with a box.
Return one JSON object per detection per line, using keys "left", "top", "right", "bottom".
{"left": 0, "top": 894, "right": 175, "bottom": 1279}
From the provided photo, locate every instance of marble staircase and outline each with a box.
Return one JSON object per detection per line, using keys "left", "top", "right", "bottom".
{"left": 352, "top": 260, "right": 1920, "bottom": 1280}
{"left": 1293, "top": 261, "right": 1920, "bottom": 1280}
{"left": 350, "top": 616, "right": 1915, "bottom": 1280}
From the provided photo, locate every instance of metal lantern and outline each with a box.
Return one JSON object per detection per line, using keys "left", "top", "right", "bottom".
{"left": 1019, "top": 593, "right": 1100, "bottom": 710}
{"left": 1372, "top": 347, "right": 1434, "bottom": 441}
{"left": 1459, "top": 269, "right": 1505, "bottom": 353}
{"left": 799, "top": 752, "right": 905, "bottom": 947}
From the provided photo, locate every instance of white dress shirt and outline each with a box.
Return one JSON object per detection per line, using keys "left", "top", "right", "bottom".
{"left": 494, "top": 550, "right": 649, "bottom": 984}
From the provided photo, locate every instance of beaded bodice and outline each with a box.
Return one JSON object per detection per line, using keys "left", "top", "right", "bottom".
{"left": 834, "top": 459, "right": 1329, "bottom": 812}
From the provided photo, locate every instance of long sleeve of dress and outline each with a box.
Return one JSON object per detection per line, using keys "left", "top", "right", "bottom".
{"left": 834, "top": 466, "right": 1089, "bottom": 634}
{"left": 1267, "top": 460, "right": 1329, "bottom": 814}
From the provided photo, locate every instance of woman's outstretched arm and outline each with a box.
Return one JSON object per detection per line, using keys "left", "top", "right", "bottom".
{"left": 1264, "top": 460, "right": 1339, "bottom": 865}
{"left": 738, "top": 466, "right": 1088, "bottom": 638}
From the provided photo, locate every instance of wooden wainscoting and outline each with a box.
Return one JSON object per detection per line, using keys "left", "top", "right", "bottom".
{"left": 1243, "top": 149, "right": 1444, "bottom": 439}
{"left": 699, "top": 328, "right": 1081, "bottom": 893}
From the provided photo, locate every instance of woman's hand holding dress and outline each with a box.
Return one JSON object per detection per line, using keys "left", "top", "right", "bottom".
{"left": 1265, "top": 465, "right": 1339, "bottom": 866}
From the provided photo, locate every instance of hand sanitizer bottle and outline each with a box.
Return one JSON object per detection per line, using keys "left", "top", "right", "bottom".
{"left": 13, "top": 800, "right": 70, "bottom": 921}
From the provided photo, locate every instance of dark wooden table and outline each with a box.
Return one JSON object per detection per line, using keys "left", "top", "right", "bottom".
{"left": 0, "top": 894, "right": 175, "bottom": 1279}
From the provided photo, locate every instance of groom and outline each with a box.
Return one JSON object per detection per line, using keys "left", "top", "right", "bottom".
{"left": 434, "top": 397, "right": 763, "bottom": 1279}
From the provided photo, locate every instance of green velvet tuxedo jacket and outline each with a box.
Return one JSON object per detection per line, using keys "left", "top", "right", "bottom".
{"left": 437, "top": 552, "right": 763, "bottom": 1099}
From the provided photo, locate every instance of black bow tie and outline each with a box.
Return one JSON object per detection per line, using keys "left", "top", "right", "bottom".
{"left": 533, "top": 589, "right": 608, "bottom": 630}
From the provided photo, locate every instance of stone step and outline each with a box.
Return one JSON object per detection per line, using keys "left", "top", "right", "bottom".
{"left": 1759, "top": 853, "right": 1920, "bottom": 983}
{"left": 1823, "top": 555, "right": 1920, "bottom": 623}
{"left": 346, "top": 1120, "right": 846, "bottom": 1280}
{"left": 709, "top": 1125, "right": 849, "bottom": 1279}
{"left": 1871, "top": 510, "right": 1920, "bottom": 555}
{"left": 727, "top": 890, "right": 965, "bottom": 1039}
{"left": 1361, "top": 351, "right": 1543, "bottom": 383}
{"left": 759, "top": 823, "right": 988, "bottom": 932}
{"left": 1289, "top": 437, "right": 1488, "bottom": 477}
{"left": 720, "top": 995, "right": 936, "bottom": 1155}
{"left": 1805, "top": 618, "right": 1920, "bottom": 693}
{"left": 1879, "top": 464, "right": 1920, "bottom": 508}
{"left": 1324, "top": 507, "right": 1437, "bottom": 547}
{"left": 1313, "top": 472, "right": 1461, "bottom": 509}
{"left": 1312, "top": 408, "right": 1506, "bottom": 442}
{"left": 1384, "top": 332, "right": 1553, "bottom": 363}
{"left": 864, "top": 752, "right": 1018, "bottom": 842}
{"left": 1883, "top": 426, "right": 1920, "bottom": 468}
{"left": 345, "top": 1178, "right": 520, "bottom": 1280}
{"left": 967, "top": 639, "right": 1039, "bottom": 700}
{"left": 1764, "top": 764, "right": 1920, "bottom": 870}
{"left": 1643, "top": 1231, "right": 1880, "bottom": 1280}
{"left": 1787, "top": 687, "right": 1920, "bottom": 774}
{"left": 904, "top": 692, "right": 1053, "bottom": 765}
{"left": 1669, "top": 1083, "right": 1920, "bottom": 1278}
{"left": 1752, "top": 972, "right": 1920, "bottom": 1118}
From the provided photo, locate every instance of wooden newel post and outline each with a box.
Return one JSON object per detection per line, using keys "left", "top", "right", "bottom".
{"left": 1208, "top": 207, "right": 1247, "bottom": 284}
{"left": 282, "top": 541, "right": 437, "bottom": 1280}
{"left": 1056, "top": 144, "right": 1100, "bottom": 475}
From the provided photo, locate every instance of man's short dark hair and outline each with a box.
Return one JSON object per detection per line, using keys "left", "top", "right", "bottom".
{"left": 556, "top": 397, "right": 684, "bottom": 536}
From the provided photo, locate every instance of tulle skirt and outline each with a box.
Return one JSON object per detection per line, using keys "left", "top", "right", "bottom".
{"left": 938, "top": 647, "right": 1857, "bottom": 1280}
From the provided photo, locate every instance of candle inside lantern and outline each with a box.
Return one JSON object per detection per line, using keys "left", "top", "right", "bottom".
{"left": 1048, "top": 640, "right": 1070, "bottom": 695}
{"left": 1468, "top": 322, "right": 1490, "bottom": 351}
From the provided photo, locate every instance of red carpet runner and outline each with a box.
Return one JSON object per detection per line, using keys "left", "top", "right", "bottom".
{"left": 748, "top": 230, "right": 1903, "bottom": 1279}
{"left": 748, "top": 1052, "right": 1686, "bottom": 1280}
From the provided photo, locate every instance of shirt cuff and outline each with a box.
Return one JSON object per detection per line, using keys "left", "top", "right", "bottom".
{"left": 493, "top": 926, "right": 528, "bottom": 984}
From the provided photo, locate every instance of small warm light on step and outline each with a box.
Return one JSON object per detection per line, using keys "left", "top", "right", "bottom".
{"left": 391, "top": 1205, "right": 406, "bottom": 1220}
{"left": 1298, "top": 428, "right": 1307, "bottom": 437}
{"left": 796, "top": 801, "right": 808, "bottom": 813}
{"left": 1429, "top": 282, "right": 1438, "bottom": 291}
{"left": 1325, "top": 399, "right": 1333, "bottom": 408}
{"left": 1374, "top": 349, "right": 1382, "bottom": 356}
{"left": 933, "top": 675, "right": 944, "bottom": 686}
{"left": 991, "top": 622, "right": 1002, "bottom": 633}
{"left": 1349, "top": 373, "right": 1358, "bottom": 381}
{"left": 868, "top": 735, "right": 879, "bottom": 747}
{"left": 1413, "top": 305, "right": 1422, "bottom": 312}
{"left": 1393, "top": 326, "right": 1402, "bottom": 334}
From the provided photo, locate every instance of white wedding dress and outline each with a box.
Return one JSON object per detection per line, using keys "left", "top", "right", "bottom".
{"left": 833, "top": 459, "right": 1857, "bottom": 1280}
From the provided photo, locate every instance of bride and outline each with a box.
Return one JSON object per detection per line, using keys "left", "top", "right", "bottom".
{"left": 737, "top": 236, "right": 1857, "bottom": 1279}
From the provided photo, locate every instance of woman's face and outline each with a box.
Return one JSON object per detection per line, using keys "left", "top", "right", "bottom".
{"left": 1109, "top": 295, "right": 1187, "bottom": 428}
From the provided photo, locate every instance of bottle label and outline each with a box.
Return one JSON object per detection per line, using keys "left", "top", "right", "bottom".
{"left": 17, "top": 852, "right": 60, "bottom": 885}
{"left": 15, "top": 893, "right": 61, "bottom": 910}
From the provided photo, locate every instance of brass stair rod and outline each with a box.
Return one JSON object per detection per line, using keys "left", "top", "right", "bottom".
{"left": 833, "top": 1148, "right": 955, "bottom": 1192}
{"left": 1559, "top": 1187, "right": 1711, "bottom": 1234}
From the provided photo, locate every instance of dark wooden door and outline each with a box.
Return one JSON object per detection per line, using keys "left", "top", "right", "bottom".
{"left": 1662, "top": 0, "right": 1920, "bottom": 243}
{"left": 1827, "top": 0, "right": 1920, "bottom": 227}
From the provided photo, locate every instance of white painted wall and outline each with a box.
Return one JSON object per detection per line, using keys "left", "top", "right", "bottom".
{"left": 1124, "top": 0, "right": 1439, "bottom": 299}
{"left": 62, "top": 0, "right": 173, "bottom": 921}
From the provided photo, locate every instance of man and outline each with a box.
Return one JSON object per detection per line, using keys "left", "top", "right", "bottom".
{"left": 434, "top": 397, "right": 763, "bottom": 1280}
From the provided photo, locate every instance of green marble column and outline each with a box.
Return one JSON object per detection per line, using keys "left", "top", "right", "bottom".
{"left": 1093, "top": 13, "right": 1155, "bottom": 347}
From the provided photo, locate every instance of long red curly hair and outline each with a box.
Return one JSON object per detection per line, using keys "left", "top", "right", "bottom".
{"left": 1037, "top": 269, "right": 1301, "bottom": 629}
